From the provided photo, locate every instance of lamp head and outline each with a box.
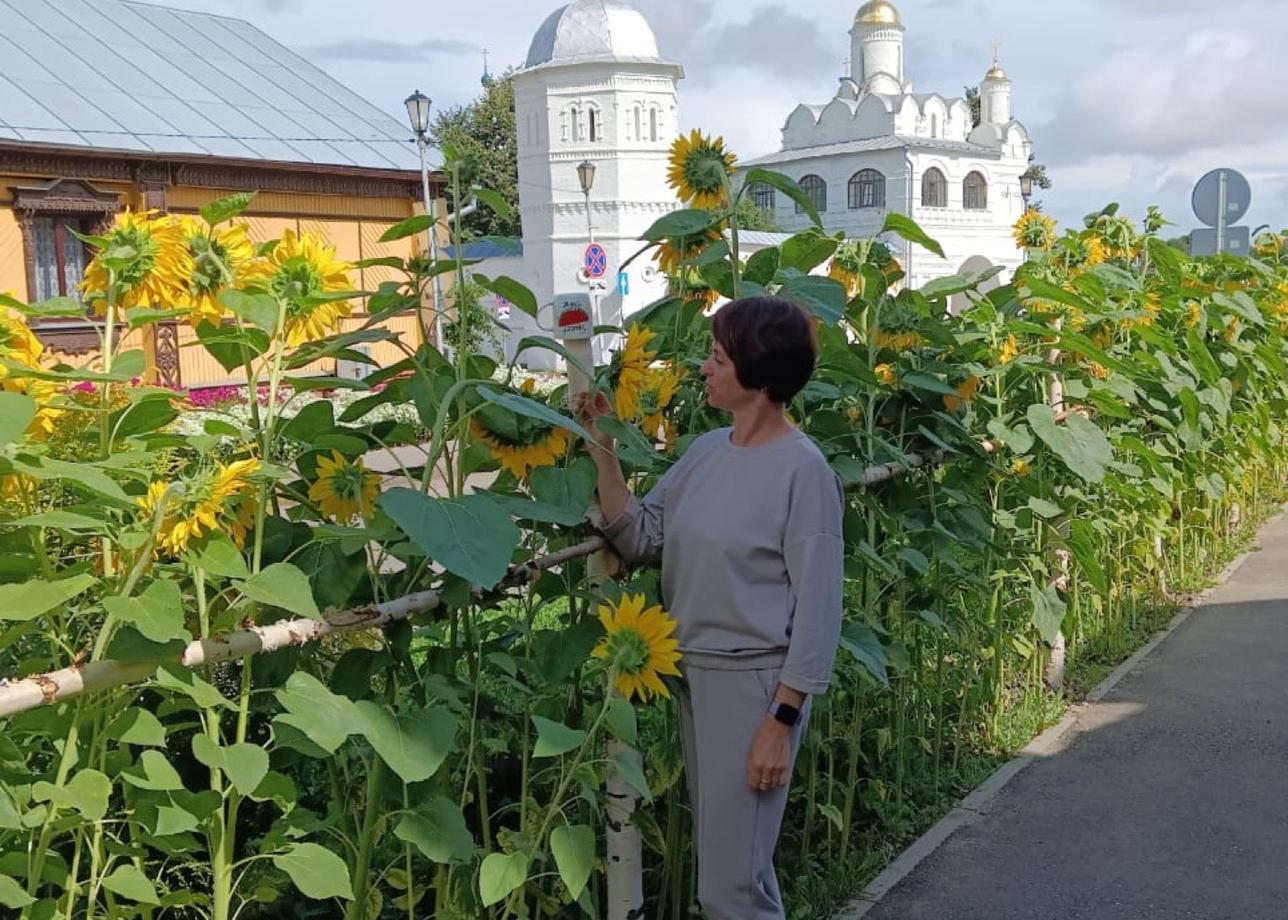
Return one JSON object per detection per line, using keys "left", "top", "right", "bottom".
{"left": 404, "top": 90, "right": 432, "bottom": 137}
{"left": 576, "top": 160, "right": 596, "bottom": 195}
{"left": 1019, "top": 172, "right": 1033, "bottom": 199}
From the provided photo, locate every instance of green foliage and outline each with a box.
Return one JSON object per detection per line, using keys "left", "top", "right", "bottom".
{"left": 429, "top": 70, "right": 520, "bottom": 238}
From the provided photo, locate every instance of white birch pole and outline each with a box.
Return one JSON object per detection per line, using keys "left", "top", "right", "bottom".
{"left": 1045, "top": 322, "right": 1068, "bottom": 691}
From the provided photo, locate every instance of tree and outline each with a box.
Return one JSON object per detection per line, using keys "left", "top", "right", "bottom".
{"left": 734, "top": 196, "right": 781, "bottom": 232}
{"left": 429, "top": 71, "right": 520, "bottom": 239}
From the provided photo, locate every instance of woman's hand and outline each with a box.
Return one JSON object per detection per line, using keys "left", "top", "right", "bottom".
{"left": 746, "top": 718, "right": 793, "bottom": 792}
{"left": 571, "top": 390, "right": 615, "bottom": 456}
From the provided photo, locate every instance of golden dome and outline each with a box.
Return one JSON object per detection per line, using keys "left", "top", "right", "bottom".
{"left": 855, "top": 1, "right": 902, "bottom": 27}
{"left": 985, "top": 63, "right": 1008, "bottom": 81}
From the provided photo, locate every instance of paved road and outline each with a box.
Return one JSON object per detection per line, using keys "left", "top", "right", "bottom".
{"left": 854, "top": 511, "right": 1288, "bottom": 920}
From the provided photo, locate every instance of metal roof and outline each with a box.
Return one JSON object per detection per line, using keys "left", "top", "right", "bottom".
{"left": 741, "top": 135, "right": 997, "bottom": 167}
{"left": 0, "top": 0, "right": 424, "bottom": 171}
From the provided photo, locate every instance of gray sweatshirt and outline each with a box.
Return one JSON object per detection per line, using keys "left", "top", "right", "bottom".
{"left": 602, "top": 426, "right": 845, "bottom": 695}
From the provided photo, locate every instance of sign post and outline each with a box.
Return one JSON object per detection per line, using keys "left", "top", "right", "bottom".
{"left": 1191, "top": 168, "right": 1252, "bottom": 256}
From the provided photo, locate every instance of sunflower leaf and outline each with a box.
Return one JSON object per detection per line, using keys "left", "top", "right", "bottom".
{"left": 379, "top": 489, "right": 518, "bottom": 589}
{"left": 475, "top": 387, "right": 595, "bottom": 444}
{"left": 475, "top": 275, "right": 537, "bottom": 318}
{"left": 881, "top": 212, "right": 945, "bottom": 259}
{"left": 220, "top": 290, "right": 279, "bottom": 334}
{"left": 200, "top": 191, "right": 257, "bottom": 227}
{"left": 641, "top": 209, "right": 720, "bottom": 243}
{"left": 531, "top": 716, "right": 585, "bottom": 758}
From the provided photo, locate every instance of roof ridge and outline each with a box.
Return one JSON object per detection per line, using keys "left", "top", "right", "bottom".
{"left": 110, "top": 0, "right": 255, "bottom": 28}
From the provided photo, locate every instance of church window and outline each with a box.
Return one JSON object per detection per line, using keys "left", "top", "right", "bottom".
{"left": 798, "top": 175, "right": 827, "bottom": 214}
{"left": 922, "top": 168, "right": 947, "bottom": 208}
{"left": 848, "top": 169, "right": 885, "bottom": 209}
{"left": 632, "top": 106, "right": 641, "bottom": 141}
{"left": 649, "top": 107, "right": 659, "bottom": 142}
{"left": 749, "top": 184, "right": 776, "bottom": 212}
{"left": 588, "top": 107, "right": 599, "bottom": 142}
{"left": 964, "top": 171, "right": 988, "bottom": 209}
{"left": 930, "top": 114, "right": 939, "bottom": 138}
{"left": 570, "top": 106, "right": 582, "bottom": 143}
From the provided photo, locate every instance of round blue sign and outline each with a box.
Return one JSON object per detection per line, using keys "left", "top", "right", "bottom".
{"left": 584, "top": 243, "right": 607, "bottom": 279}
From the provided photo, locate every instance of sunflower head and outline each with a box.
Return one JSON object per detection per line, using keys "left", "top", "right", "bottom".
{"left": 592, "top": 593, "right": 682, "bottom": 702}
{"left": 873, "top": 363, "right": 897, "bottom": 386}
{"left": 942, "top": 374, "right": 980, "bottom": 412}
{"left": 0, "top": 310, "right": 42, "bottom": 377}
{"left": 1013, "top": 209, "right": 1057, "bottom": 251}
{"left": 138, "top": 457, "right": 260, "bottom": 557}
{"left": 1010, "top": 457, "right": 1031, "bottom": 477}
{"left": 997, "top": 334, "right": 1020, "bottom": 366}
{"left": 180, "top": 217, "right": 256, "bottom": 327}
{"left": 636, "top": 362, "right": 686, "bottom": 447}
{"left": 81, "top": 211, "right": 192, "bottom": 314}
{"left": 246, "top": 230, "right": 354, "bottom": 346}
{"left": 667, "top": 130, "right": 736, "bottom": 211}
{"left": 612, "top": 323, "right": 659, "bottom": 420}
{"left": 469, "top": 390, "right": 571, "bottom": 481}
{"left": 308, "top": 450, "right": 379, "bottom": 522}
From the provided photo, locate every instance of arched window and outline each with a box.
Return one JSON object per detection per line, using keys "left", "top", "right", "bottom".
{"left": 964, "top": 171, "right": 988, "bottom": 210}
{"left": 570, "top": 106, "right": 581, "bottom": 143}
{"left": 588, "top": 107, "right": 599, "bottom": 142}
{"left": 798, "top": 175, "right": 827, "bottom": 213}
{"left": 633, "top": 106, "right": 642, "bottom": 142}
{"left": 649, "top": 108, "right": 659, "bottom": 142}
{"left": 930, "top": 114, "right": 939, "bottom": 138}
{"left": 848, "top": 169, "right": 885, "bottom": 209}
{"left": 921, "top": 168, "right": 947, "bottom": 208}
{"left": 749, "top": 184, "right": 776, "bottom": 212}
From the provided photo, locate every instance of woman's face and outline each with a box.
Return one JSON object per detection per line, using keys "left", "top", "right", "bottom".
{"left": 700, "top": 340, "right": 756, "bottom": 411}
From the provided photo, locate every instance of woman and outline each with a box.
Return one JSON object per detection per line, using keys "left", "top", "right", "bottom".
{"left": 575, "top": 296, "right": 844, "bottom": 920}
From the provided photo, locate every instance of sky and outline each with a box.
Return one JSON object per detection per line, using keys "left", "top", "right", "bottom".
{"left": 170, "top": 0, "right": 1288, "bottom": 235}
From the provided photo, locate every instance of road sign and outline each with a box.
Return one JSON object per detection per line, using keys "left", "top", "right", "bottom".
{"left": 617, "top": 270, "right": 629, "bottom": 296}
{"left": 584, "top": 243, "right": 607, "bottom": 279}
{"left": 1191, "top": 226, "right": 1250, "bottom": 257}
{"left": 1192, "top": 168, "right": 1251, "bottom": 227}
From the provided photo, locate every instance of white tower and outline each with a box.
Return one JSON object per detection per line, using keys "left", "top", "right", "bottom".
{"left": 513, "top": 0, "right": 683, "bottom": 359}
{"left": 980, "top": 50, "right": 1012, "bottom": 126}
{"left": 849, "top": 1, "right": 906, "bottom": 96}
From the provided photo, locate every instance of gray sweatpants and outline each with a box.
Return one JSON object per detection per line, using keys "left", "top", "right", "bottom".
{"left": 678, "top": 665, "right": 810, "bottom": 920}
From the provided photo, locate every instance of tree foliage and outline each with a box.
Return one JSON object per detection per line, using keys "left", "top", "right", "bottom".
{"left": 429, "top": 71, "right": 520, "bottom": 239}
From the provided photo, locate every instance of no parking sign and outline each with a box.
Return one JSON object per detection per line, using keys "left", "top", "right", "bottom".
{"left": 584, "top": 243, "right": 607, "bottom": 279}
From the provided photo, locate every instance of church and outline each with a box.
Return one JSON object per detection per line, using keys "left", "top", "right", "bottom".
{"left": 473, "top": 0, "right": 1031, "bottom": 367}
{"left": 740, "top": 0, "right": 1032, "bottom": 290}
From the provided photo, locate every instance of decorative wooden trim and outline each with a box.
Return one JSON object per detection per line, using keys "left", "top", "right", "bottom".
{"left": 154, "top": 321, "right": 181, "bottom": 387}
{"left": 172, "top": 163, "right": 421, "bottom": 200}
{"left": 11, "top": 179, "right": 122, "bottom": 311}
{"left": 32, "top": 321, "right": 111, "bottom": 357}
{"left": 135, "top": 163, "right": 170, "bottom": 211}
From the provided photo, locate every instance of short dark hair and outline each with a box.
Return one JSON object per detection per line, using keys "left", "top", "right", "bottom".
{"left": 710, "top": 296, "right": 818, "bottom": 403}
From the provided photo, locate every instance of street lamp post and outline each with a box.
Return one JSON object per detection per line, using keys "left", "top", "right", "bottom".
{"left": 1019, "top": 171, "right": 1033, "bottom": 210}
{"left": 576, "top": 160, "right": 601, "bottom": 361}
{"left": 405, "top": 89, "right": 447, "bottom": 355}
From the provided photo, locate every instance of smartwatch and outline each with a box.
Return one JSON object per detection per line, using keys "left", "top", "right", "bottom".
{"left": 768, "top": 701, "right": 801, "bottom": 727}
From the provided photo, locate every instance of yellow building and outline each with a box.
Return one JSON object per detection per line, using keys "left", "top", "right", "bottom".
{"left": 0, "top": 0, "right": 446, "bottom": 388}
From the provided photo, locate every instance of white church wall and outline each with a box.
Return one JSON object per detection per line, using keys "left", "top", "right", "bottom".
{"left": 852, "top": 95, "right": 893, "bottom": 139}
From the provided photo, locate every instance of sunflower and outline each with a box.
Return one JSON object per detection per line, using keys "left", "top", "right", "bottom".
{"left": 872, "top": 328, "right": 925, "bottom": 352}
{"left": 246, "top": 229, "right": 354, "bottom": 346}
{"left": 1010, "top": 457, "right": 1031, "bottom": 477}
{"left": 654, "top": 225, "right": 723, "bottom": 275}
{"left": 1088, "top": 362, "right": 1111, "bottom": 380}
{"left": 666, "top": 129, "right": 736, "bottom": 210}
{"left": 309, "top": 450, "right": 380, "bottom": 522}
{"left": 138, "top": 458, "right": 260, "bottom": 557}
{"left": 827, "top": 259, "right": 862, "bottom": 299}
{"left": 612, "top": 323, "right": 659, "bottom": 420}
{"left": 80, "top": 211, "right": 192, "bottom": 314}
{"left": 470, "top": 418, "right": 569, "bottom": 481}
{"left": 1082, "top": 236, "right": 1108, "bottom": 268}
{"left": 1183, "top": 301, "right": 1204, "bottom": 329}
{"left": 1222, "top": 317, "right": 1240, "bottom": 344}
{"left": 636, "top": 363, "right": 685, "bottom": 448}
{"left": 592, "top": 593, "right": 682, "bottom": 702}
{"left": 1253, "top": 231, "right": 1283, "bottom": 260}
{"left": 997, "top": 334, "right": 1020, "bottom": 365}
{"left": 0, "top": 310, "right": 42, "bottom": 374}
{"left": 1013, "top": 209, "right": 1057, "bottom": 251}
{"left": 942, "top": 374, "right": 980, "bottom": 412}
{"left": 179, "top": 217, "right": 257, "bottom": 327}
{"left": 873, "top": 363, "right": 897, "bottom": 386}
